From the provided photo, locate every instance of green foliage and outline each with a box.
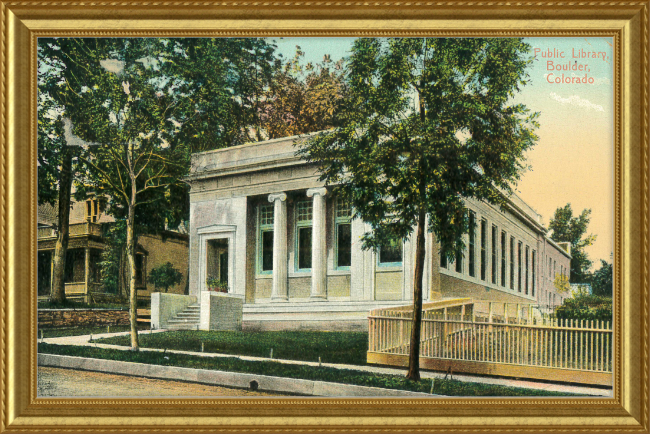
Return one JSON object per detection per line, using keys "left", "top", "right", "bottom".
{"left": 148, "top": 262, "right": 183, "bottom": 293}
{"left": 590, "top": 260, "right": 613, "bottom": 297}
{"left": 553, "top": 273, "right": 571, "bottom": 294}
{"left": 96, "top": 330, "right": 369, "bottom": 366}
{"left": 38, "top": 343, "right": 577, "bottom": 396}
{"left": 37, "top": 39, "right": 90, "bottom": 207}
{"left": 549, "top": 204, "right": 596, "bottom": 283}
{"left": 299, "top": 38, "right": 539, "bottom": 258}
{"left": 555, "top": 294, "right": 613, "bottom": 323}
{"left": 98, "top": 221, "right": 128, "bottom": 295}
{"left": 205, "top": 277, "right": 228, "bottom": 292}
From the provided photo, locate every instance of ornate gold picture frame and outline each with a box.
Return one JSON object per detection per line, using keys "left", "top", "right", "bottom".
{"left": 3, "top": 1, "right": 649, "bottom": 432}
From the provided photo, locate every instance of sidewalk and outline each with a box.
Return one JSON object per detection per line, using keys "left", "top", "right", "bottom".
{"left": 41, "top": 330, "right": 612, "bottom": 397}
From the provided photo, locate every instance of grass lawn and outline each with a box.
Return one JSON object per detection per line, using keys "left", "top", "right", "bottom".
{"left": 38, "top": 343, "right": 578, "bottom": 397}
{"left": 40, "top": 325, "right": 147, "bottom": 338}
{"left": 94, "top": 330, "right": 369, "bottom": 365}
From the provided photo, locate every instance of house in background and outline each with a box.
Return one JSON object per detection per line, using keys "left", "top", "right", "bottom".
{"left": 37, "top": 198, "right": 189, "bottom": 303}
{"left": 183, "top": 133, "right": 572, "bottom": 331}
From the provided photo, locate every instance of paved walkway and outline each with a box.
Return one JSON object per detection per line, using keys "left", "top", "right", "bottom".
{"left": 41, "top": 331, "right": 612, "bottom": 397}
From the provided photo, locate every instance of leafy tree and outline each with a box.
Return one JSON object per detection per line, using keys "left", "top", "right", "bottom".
{"left": 37, "top": 39, "right": 108, "bottom": 303}
{"left": 300, "top": 38, "right": 539, "bottom": 380}
{"left": 64, "top": 38, "right": 193, "bottom": 350}
{"left": 553, "top": 273, "right": 571, "bottom": 294}
{"left": 148, "top": 262, "right": 183, "bottom": 293}
{"left": 43, "top": 38, "right": 278, "bottom": 349}
{"left": 172, "top": 38, "right": 277, "bottom": 150}
{"left": 261, "top": 48, "right": 346, "bottom": 139}
{"left": 548, "top": 204, "right": 596, "bottom": 283}
{"left": 590, "top": 260, "right": 613, "bottom": 297}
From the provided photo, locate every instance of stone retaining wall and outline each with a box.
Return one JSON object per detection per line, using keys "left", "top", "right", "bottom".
{"left": 38, "top": 309, "right": 130, "bottom": 328}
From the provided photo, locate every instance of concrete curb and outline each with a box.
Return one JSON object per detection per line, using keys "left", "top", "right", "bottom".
{"left": 38, "top": 353, "right": 437, "bottom": 397}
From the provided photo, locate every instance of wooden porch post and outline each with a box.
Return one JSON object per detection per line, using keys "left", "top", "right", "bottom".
{"left": 84, "top": 247, "right": 90, "bottom": 303}
{"left": 50, "top": 252, "right": 55, "bottom": 296}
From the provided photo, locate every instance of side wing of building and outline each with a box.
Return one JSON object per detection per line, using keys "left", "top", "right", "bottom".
{"left": 187, "top": 134, "right": 571, "bottom": 329}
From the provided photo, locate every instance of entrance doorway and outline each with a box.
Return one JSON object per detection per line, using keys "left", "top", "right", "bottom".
{"left": 206, "top": 238, "right": 229, "bottom": 287}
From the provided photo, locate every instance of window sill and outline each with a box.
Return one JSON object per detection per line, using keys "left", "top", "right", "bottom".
{"left": 376, "top": 265, "right": 403, "bottom": 272}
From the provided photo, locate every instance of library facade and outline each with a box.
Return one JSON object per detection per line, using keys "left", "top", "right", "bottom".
{"left": 185, "top": 133, "right": 572, "bottom": 331}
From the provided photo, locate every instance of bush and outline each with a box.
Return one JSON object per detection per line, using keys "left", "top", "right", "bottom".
{"left": 555, "top": 294, "right": 613, "bottom": 323}
{"left": 148, "top": 262, "right": 183, "bottom": 293}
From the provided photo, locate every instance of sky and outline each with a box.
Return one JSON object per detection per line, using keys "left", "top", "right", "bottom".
{"left": 269, "top": 37, "right": 615, "bottom": 268}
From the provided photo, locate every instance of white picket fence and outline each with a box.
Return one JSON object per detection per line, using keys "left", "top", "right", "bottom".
{"left": 367, "top": 301, "right": 612, "bottom": 386}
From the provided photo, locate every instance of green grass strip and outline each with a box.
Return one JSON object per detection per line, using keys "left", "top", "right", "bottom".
{"left": 95, "top": 330, "right": 369, "bottom": 365}
{"left": 38, "top": 343, "right": 578, "bottom": 397}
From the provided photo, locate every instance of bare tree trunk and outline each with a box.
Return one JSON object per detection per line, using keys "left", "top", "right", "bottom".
{"left": 126, "top": 149, "right": 139, "bottom": 350}
{"left": 126, "top": 196, "right": 139, "bottom": 350}
{"left": 50, "top": 147, "right": 73, "bottom": 304}
{"left": 406, "top": 205, "right": 426, "bottom": 381}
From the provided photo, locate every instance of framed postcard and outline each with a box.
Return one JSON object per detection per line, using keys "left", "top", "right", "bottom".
{"left": 2, "top": 1, "right": 649, "bottom": 432}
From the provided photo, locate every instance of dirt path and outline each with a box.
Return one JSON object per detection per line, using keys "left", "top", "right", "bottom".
{"left": 38, "top": 366, "right": 287, "bottom": 397}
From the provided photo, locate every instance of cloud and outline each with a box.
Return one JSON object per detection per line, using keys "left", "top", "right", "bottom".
{"left": 549, "top": 92, "right": 605, "bottom": 112}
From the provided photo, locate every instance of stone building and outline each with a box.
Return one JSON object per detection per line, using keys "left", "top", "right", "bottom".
{"left": 186, "top": 133, "right": 572, "bottom": 330}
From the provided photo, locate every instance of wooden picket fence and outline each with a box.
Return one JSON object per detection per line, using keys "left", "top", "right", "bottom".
{"left": 367, "top": 301, "right": 613, "bottom": 387}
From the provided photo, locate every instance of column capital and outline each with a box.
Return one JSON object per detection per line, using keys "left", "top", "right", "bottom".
{"left": 268, "top": 192, "right": 287, "bottom": 203}
{"left": 306, "top": 187, "right": 327, "bottom": 198}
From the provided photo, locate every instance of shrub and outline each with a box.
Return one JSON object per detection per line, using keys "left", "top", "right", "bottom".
{"left": 148, "top": 262, "right": 183, "bottom": 293}
{"left": 555, "top": 294, "right": 613, "bottom": 323}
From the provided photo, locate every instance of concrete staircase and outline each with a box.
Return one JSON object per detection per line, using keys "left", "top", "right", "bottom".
{"left": 166, "top": 304, "right": 200, "bottom": 330}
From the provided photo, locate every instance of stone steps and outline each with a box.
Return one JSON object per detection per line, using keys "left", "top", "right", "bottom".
{"left": 166, "top": 304, "right": 200, "bottom": 330}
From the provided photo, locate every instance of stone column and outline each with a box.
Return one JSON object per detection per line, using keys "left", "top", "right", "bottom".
{"left": 307, "top": 187, "right": 327, "bottom": 300}
{"left": 268, "top": 193, "right": 288, "bottom": 301}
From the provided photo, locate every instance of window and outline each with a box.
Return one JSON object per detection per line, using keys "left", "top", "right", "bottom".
{"left": 480, "top": 219, "right": 487, "bottom": 281}
{"left": 500, "top": 231, "right": 507, "bottom": 287}
{"left": 85, "top": 198, "right": 98, "bottom": 223}
{"left": 525, "top": 245, "right": 530, "bottom": 295}
{"left": 455, "top": 248, "right": 463, "bottom": 273}
{"left": 549, "top": 257, "right": 552, "bottom": 279}
{"left": 440, "top": 249, "right": 448, "bottom": 269}
{"left": 517, "top": 241, "right": 522, "bottom": 292}
{"left": 509, "top": 237, "right": 515, "bottom": 289}
{"left": 258, "top": 205, "right": 274, "bottom": 274}
{"left": 491, "top": 224, "right": 497, "bottom": 284}
{"left": 532, "top": 250, "right": 537, "bottom": 297}
{"left": 379, "top": 238, "right": 403, "bottom": 265}
{"left": 135, "top": 253, "right": 145, "bottom": 286}
{"left": 335, "top": 199, "right": 352, "bottom": 269}
{"left": 468, "top": 211, "right": 476, "bottom": 277}
{"left": 295, "top": 201, "right": 313, "bottom": 271}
